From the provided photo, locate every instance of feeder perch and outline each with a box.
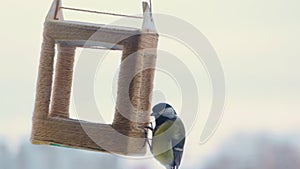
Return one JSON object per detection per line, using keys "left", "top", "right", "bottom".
{"left": 31, "top": 0, "right": 158, "bottom": 156}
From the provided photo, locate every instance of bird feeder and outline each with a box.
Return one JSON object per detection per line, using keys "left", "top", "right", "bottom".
{"left": 31, "top": 0, "right": 158, "bottom": 156}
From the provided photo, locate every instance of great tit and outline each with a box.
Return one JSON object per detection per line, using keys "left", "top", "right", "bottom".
{"left": 147, "top": 103, "right": 186, "bottom": 169}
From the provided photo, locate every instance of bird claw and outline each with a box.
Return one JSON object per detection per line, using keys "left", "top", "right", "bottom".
{"left": 143, "top": 123, "right": 153, "bottom": 149}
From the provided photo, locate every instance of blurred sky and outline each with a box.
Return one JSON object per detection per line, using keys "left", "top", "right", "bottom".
{"left": 0, "top": 0, "right": 300, "bottom": 168}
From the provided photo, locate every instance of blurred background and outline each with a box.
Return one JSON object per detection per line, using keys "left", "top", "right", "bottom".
{"left": 1, "top": 0, "right": 300, "bottom": 168}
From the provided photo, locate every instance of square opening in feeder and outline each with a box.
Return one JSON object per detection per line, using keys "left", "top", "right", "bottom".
{"left": 68, "top": 48, "right": 121, "bottom": 124}
{"left": 31, "top": 0, "right": 158, "bottom": 156}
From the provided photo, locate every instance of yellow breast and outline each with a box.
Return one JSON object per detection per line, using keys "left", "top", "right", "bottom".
{"left": 152, "top": 120, "right": 174, "bottom": 165}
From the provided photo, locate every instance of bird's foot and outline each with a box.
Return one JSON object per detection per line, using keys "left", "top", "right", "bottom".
{"left": 143, "top": 124, "right": 153, "bottom": 149}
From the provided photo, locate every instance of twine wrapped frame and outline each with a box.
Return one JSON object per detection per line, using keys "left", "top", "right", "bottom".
{"left": 31, "top": 0, "right": 158, "bottom": 156}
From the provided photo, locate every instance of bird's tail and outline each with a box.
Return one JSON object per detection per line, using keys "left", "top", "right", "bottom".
{"left": 165, "top": 165, "right": 178, "bottom": 169}
{"left": 165, "top": 165, "right": 172, "bottom": 169}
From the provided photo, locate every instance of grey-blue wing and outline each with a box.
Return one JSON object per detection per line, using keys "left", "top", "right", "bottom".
{"left": 172, "top": 138, "right": 185, "bottom": 168}
{"left": 171, "top": 118, "right": 185, "bottom": 169}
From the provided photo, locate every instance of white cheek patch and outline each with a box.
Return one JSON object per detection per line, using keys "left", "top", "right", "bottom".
{"left": 161, "top": 107, "right": 176, "bottom": 119}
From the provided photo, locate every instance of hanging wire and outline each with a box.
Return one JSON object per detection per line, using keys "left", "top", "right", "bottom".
{"left": 58, "top": 1, "right": 153, "bottom": 20}
{"left": 60, "top": 6, "right": 144, "bottom": 19}
{"left": 149, "top": 0, "right": 153, "bottom": 14}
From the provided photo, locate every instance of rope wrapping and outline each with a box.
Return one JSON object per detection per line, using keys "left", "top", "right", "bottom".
{"left": 31, "top": 0, "right": 158, "bottom": 155}
{"left": 33, "top": 33, "right": 55, "bottom": 119}
{"left": 50, "top": 45, "right": 75, "bottom": 118}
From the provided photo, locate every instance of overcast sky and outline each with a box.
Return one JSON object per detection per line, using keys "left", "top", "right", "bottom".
{"left": 0, "top": 0, "right": 300, "bottom": 167}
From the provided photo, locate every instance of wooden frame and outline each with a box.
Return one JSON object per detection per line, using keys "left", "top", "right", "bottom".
{"left": 31, "top": 0, "right": 158, "bottom": 156}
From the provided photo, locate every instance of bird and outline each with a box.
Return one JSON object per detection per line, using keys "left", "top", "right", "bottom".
{"left": 146, "top": 103, "right": 186, "bottom": 169}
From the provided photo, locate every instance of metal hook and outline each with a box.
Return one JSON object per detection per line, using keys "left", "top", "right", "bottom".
{"left": 143, "top": 0, "right": 153, "bottom": 15}
{"left": 149, "top": 0, "right": 152, "bottom": 14}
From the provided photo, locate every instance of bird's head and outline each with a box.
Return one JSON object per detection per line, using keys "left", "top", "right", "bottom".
{"left": 151, "top": 103, "right": 177, "bottom": 120}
